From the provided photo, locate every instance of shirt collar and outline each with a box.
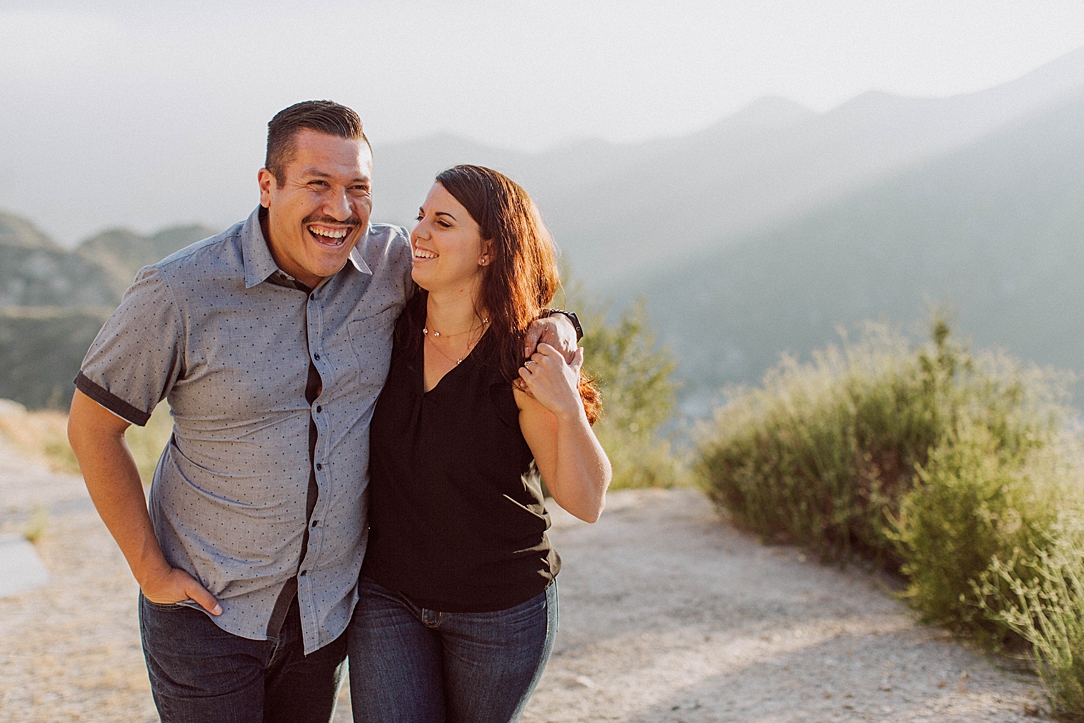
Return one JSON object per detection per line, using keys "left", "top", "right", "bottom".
{"left": 241, "top": 206, "right": 372, "bottom": 289}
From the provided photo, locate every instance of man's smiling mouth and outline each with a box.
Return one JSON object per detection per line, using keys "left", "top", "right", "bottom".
{"left": 307, "top": 224, "right": 352, "bottom": 247}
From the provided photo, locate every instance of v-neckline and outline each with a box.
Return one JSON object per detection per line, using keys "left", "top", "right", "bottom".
{"left": 421, "top": 332, "right": 486, "bottom": 396}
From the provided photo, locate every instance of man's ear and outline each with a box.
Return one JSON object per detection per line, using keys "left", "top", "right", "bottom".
{"left": 258, "top": 168, "right": 275, "bottom": 208}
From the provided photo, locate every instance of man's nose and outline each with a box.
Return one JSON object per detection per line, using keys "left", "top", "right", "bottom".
{"left": 323, "top": 188, "right": 352, "bottom": 220}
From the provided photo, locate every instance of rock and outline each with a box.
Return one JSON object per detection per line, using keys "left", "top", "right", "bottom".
{"left": 0, "top": 533, "right": 49, "bottom": 597}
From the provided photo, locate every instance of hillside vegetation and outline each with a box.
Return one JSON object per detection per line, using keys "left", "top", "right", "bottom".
{"left": 698, "top": 318, "right": 1084, "bottom": 718}
{"left": 0, "top": 307, "right": 112, "bottom": 408}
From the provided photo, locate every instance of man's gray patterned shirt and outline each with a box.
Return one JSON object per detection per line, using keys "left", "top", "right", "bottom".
{"left": 76, "top": 207, "right": 413, "bottom": 653}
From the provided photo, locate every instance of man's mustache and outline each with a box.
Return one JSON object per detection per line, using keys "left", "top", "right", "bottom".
{"left": 303, "top": 214, "right": 363, "bottom": 228}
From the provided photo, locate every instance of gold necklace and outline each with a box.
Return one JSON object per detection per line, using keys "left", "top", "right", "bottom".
{"left": 422, "top": 316, "right": 489, "bottom": 338}
{"left": 423, "top": 316, "right": 490, "bottom": 365}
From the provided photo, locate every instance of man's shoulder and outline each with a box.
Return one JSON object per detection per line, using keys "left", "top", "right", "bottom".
{"left": 365, "top": 223, "right": 410, "bottom": 246}
{"left": 154, "top": 221, "right": 245, "bottom": 274}
{"left": 354, "top": 223, "right": 412, "bottom": 271}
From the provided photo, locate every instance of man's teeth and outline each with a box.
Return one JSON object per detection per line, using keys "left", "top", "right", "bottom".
{"left": 309, "top": 227, "right": 349, "bottom": 243}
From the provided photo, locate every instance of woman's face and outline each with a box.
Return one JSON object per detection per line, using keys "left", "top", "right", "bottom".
{"left": 411, "top": 183, "right": 491, "bottom": 296}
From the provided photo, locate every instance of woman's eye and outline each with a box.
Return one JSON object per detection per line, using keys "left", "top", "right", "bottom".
{"left": 415, "top": 214, "right": 423, "bottom": 221}
{"left": 436, "top": 220, "right": 451, "bottom": 228}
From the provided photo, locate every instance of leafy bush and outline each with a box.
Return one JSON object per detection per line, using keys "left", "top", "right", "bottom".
{"left": 984, "top": 515, "right": 1084, "bottom": 719}
{"left": 697, "top": 314, "right": 1079, "bottom": 627}
{"left": 580, "top": 298, "right": 682, "bottom": 488}
{"left": 698, "top": 320, "right": 950, "bottom": 562}
{"left": 892, "top": 420, "right": 1068, "bottom": 639}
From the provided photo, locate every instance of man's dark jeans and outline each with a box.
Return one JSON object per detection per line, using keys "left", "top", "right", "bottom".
{"left": 139, "top": 593, "right": 347, "bottom": 723}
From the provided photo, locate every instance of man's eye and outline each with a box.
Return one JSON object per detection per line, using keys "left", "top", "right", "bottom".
{"left": 415, "top": 214, "right": 424, "bottom": 221}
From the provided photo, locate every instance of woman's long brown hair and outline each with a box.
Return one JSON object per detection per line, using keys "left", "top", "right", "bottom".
{"left": 415, "top": 165, "right": 601, "bottom": 424}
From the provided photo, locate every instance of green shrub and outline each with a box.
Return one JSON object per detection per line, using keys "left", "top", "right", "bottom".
{"left": 892, "top": 419, "right": 1067, "bottom": 639}
{"left": 984, "top": 514, "right": 1084, "bottom": 720}
{"left": 571, "top": 292, "right": 684, "bottom": 489}
{"left": 697, "top": 315, "right": 1076, "bottom": 577}
{"left": 698, "top": 321, "right": 950, "bottom": 562}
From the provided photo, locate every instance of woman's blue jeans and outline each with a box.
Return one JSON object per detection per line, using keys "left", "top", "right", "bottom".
{"left": 347, "top": 576, "right": 558, "bottom": 723}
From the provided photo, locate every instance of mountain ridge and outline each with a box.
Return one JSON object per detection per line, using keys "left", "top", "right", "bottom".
{"left": 630, "top": 84, "right": 1084, "bottom": 407}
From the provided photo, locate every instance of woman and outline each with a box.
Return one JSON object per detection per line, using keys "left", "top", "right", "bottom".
{"left": 348, "top": 165, "right": 611, "bottom": 722}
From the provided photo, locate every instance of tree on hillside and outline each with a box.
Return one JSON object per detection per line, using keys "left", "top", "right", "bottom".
{"left": 562, "top": 278, "right": 682, "bottom": 488}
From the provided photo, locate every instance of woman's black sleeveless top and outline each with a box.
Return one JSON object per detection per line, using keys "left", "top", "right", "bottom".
{"left": 361, "top": 294, "right": 560, "bottom": 612}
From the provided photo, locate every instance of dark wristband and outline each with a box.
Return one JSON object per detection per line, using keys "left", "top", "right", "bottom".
{"left": 542, "top": 309, "right": 583, "bottom": 341}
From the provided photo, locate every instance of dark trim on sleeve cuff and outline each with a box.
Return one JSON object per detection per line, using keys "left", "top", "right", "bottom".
{"left": 74, "top": 372, "right": 152, "bottom": 427}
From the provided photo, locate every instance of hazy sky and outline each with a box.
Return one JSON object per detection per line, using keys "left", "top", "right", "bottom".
{"left": 3, "top": 0, "right": 1084, "bottom": 243}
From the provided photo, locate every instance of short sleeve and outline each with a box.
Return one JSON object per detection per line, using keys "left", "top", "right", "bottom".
{"left": 75, "top": 265, "right": 183, "bottom": 426}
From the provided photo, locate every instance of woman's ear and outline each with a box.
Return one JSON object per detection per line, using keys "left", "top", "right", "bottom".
{"left": 479, "top": 239, "right": 495, "bottom": 266}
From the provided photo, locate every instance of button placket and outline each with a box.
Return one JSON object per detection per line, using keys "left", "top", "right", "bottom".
{"left": 306, "top": 295, "right": 327, "bottom": 572}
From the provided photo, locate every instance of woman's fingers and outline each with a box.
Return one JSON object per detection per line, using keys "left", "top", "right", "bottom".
{"left": 522, "top": 323, "right": 543, "bottom": 359}
{"left": 521, "top": 343, "right": 586, "bottom": 420}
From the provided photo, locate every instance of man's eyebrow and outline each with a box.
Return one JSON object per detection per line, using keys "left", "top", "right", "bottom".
{"left": 299, "top": 168, "right": 371, "bottom": 183}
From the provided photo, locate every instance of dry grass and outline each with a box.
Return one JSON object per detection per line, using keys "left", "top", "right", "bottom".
{"left": 0, "top": 400, "right": 172, "bottom": 484}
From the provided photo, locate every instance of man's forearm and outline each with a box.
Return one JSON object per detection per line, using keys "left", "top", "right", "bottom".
{"left": 68, "top": 392, "right": 171, "bottom": 588}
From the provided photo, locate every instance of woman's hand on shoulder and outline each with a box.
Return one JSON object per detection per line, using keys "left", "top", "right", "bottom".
{"left": 518, "top": 343, "right": 585, "bottom": 421}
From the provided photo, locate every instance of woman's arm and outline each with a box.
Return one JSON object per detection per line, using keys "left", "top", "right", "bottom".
{"left": 514, "top": 343, "right": 611, "bottom": 523}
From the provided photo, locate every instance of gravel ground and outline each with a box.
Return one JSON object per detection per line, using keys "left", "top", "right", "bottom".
{"left": 0, "top": 432, "right": 1050, "bottom": 722}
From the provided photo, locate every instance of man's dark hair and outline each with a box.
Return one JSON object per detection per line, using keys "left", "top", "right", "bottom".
{"left": 265, "top": 100, "right": 369, "bottom": 186}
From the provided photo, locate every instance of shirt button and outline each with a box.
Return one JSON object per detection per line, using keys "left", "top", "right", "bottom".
{"left": 316, "top": 405, "right": 322, "bottom": 413}
{"left": 314, "top": 353, "right": 321, "bottom": 361}
{"left": 299, "top": 570, "right": 308, "bottom": 577}
{"left": 311, "top": 519, "right": 319, "bottom": 528}
{"left": 310, "top": 293, "right": 316, "bottom": 301}
{"left": 316, "top": 463, "right": 323, "bottom": 471}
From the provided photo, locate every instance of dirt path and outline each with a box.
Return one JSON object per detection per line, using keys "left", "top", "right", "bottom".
{"left": 0, "top": 435, "right": 1048, "bottom": 722}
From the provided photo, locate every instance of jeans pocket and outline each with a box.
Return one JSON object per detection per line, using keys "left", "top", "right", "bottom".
{"left": 141, "top": 594, "right": 188, "bottom": 612}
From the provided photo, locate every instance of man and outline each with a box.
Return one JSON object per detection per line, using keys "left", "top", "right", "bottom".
{"left": 67, "top": 100, "right": 577, "bottom": 722}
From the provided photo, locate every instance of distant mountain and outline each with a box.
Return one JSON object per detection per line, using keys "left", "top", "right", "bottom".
{"left": 77, "top": 224, "right": 216, "bottom": 299}
{"left": 0, "top": 220, "right": 214, "bottom": 408}
{"left": 633, "top": 87, "right": 1084, "bottom": 408}
{"left": 369, "top": 47, "right": 1084, "bottom": 285}
{"left": 0, "top": 217, "right": 213, "bottom": 309}
{"left": 0, "top": 211, "right": 57, "bottom": 250}
{"left": 0, "top": 214, "right": 116, "bottom": 307}
{"left": 6, "top": 47, "right": 1084, "bottom": 409}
